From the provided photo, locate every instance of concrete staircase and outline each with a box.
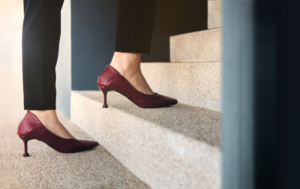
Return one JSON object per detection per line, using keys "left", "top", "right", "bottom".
{"left": 71, "top": 1, "right": 222, "bottom": 189}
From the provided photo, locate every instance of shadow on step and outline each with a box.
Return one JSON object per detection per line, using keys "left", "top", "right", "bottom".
{"left": 75, "top": 91, "right": 221, "bottom": 147}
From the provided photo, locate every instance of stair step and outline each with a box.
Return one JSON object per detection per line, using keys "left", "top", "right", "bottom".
{"left": 208, "top": 0, "right": 222, "bottom": 29}
{"left": 141, "top": 62, "right": 221, "bottom": 111}
{"left": 71, "top": 91, "right": 221, "bottom": 189}
{"left": 170, "top": 28, "right": 221, "bottom": 62}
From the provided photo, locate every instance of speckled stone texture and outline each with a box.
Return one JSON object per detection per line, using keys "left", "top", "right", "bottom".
{"left": 170, "top": 28, "right": 221, "bottom": 62}
{"left": 71, "top": 91, "right": 221, "bottom": 189}
{"left": 141, "top": 62, "right": 221, "bottom": 111}
{"left": 0, "top": 70, "right": 150, "bottom": 189}
{"left": 208, "top": 0, "right": 222, "bottom": 29}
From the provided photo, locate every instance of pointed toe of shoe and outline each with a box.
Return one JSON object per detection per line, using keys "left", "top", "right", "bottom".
{"left": 86, "top": 140, "right": 100, "bottom": 148}
{"left": 158, "top": 95, "right": 178, "bottom": 107}
{"left": 80, "top": 140, "right": 99, "bottom": 149}
{"left": 169, "top": 97, "right": 178, "bottom": 105}
{"left": 166, "top": 97, "right": 178, "bottom": 106}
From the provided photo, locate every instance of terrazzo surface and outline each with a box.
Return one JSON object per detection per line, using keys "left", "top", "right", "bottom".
{"left": 71, "top": 91, "right": 221, "bottom": 189}
{"left": 170, "top": 28, "right": 221, "bottom": 62}
{"left": 73, "top": 91, "right": 221, "bottom": 147}
{"left": 141, "top": 62, "right": 221, "bottom": 112}
{"left": 208, "top": 0, "right": 222, "bottom": 29}
{"left": 0, "top": 70, "right": 150, "bottom": 189}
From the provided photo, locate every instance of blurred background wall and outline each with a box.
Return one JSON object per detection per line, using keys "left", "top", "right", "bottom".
{"left": 0, "top": 0, "right": 72, "bottom": 117}
{"left": 0, "top": 0, "right": 23, "bottom": 71}
{"left": 56, "top": 0, "right": 72, "bottom": 118}
{"left": 71, "top": 0, "right": 208, "bottom": 91}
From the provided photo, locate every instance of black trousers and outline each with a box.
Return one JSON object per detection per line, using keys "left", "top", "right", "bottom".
{"left": 22, "top": 0, "right": 157, "bottom": 110}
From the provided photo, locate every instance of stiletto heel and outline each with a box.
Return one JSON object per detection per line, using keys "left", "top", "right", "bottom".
{"left": 103, "top": 91, "right": 108, "bottom": 108}
{"left": 97, "top": 65, "right": 178, "bottom": 108}
{"left": 17, "top": 111, "right": 99, "bottom": 156}
{"left": 22, "top": 139, "right": 30, "bottom": 157}
{"left": 99, "top": 86, "right": 110, "bottom": 108}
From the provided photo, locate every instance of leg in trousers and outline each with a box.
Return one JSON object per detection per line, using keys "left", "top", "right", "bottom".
{"left": 115, "top": 0, "right": 158, "bottom": 54}
{"left": 22, "top": 0, "right": 64, "bottom": 110}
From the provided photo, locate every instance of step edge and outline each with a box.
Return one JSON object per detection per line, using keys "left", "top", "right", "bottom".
{"left": 71, "top": 90, "right": 221, "bottom": 148}
{"left": 170, "top": 27, "right": 221, "bottom": 39}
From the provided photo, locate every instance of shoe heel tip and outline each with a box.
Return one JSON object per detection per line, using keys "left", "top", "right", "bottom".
{"left": 103, "top": 105, "right": 108, "bottom": 108}
{"left": 23, "top": 153, "right": 30, "bottom": 157}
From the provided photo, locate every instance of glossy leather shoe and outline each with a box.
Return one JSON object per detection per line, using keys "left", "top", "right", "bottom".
{"left": 97, "top": 65, "right": 178, "bottom": 108}
{"left": 17, "top": 111, "right": 99, "bottom": 157}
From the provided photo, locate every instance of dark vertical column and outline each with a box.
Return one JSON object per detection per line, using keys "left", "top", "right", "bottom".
{"left": 275, "top": 1, "right": 300, "bottom": 189}
{"left": 222, "top": 0, "right": 300, "bottom": 189}
{"left": 252, "top": 1, "right": 278, "bottom": 188}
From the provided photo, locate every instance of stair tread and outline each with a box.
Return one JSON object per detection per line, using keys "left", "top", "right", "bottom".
{"left": 73, "top": 90, "right": 221, "bottom": 147}
{"left": 71, "top": 90, "right": 221, "bottom": 188}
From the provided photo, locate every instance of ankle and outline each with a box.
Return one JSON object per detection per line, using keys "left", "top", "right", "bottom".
{"left": 30, "top": 110, "right": 55, "bottom": 117}
{"left": 28, "top": 110, "right": 74, "bottom": 139}
{"left": 110, "top": 52, "right": 142, "bottom": 77}
{"left": 111, "top": 62, "right": 142, "bottom": 78}
{"left": 29, "top": 110, "right": 58, "bottom": 124}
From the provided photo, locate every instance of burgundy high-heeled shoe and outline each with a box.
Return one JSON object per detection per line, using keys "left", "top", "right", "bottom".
{"left": 17, "top": 111, "right": 99, "bottom": 157}
{"left": 97, "top": 65, "right": 178, "bottom": 108}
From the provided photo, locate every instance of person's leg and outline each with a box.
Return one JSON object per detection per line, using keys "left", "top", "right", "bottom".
{"left": 22, "top": 0, "right": 73, "bottom": 139}
{"left": 110, "top": 0, "right": 158, "bottom": 95}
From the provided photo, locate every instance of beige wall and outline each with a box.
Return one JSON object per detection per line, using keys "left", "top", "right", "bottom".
{"left": 0, "top": 0, "right": 23, "bottom": 71}
{"left": 56, "top": 0, "right": 71, "bottom": 117}
{"left": 0, "top": 0, "right": 71, "bottom": 117}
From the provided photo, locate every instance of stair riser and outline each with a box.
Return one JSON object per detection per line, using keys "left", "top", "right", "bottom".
{"left": 208, "top": 1, "right": 222, "bottom": 29}
{"left": 171, "top": 28, "right": 221, "bottom": 62}
{"left": 71, "top": 92, "right": 221, "bottom": 189}
{"left": 141, "top": 62, "right": 221, "bottom": 111}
